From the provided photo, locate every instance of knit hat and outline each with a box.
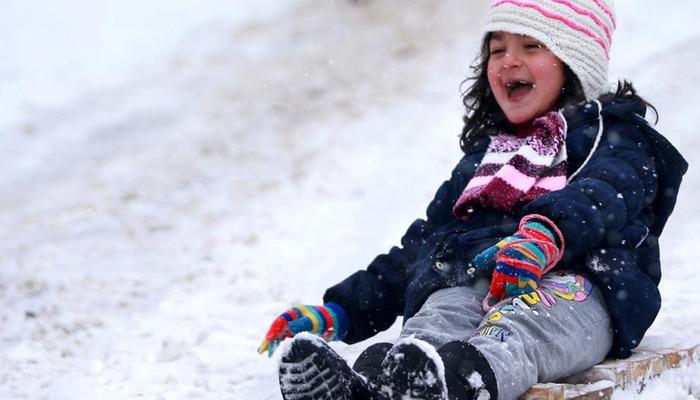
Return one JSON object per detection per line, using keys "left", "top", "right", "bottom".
{"left": 484, "top": 0, "right": 616, "bottom": 100}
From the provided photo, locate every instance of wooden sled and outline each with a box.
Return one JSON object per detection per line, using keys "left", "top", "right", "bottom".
{"left": 519, "top": 337, "right": 700, "bottom": 400}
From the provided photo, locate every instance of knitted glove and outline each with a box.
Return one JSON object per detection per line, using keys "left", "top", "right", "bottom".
{"left": 257, "top": 303, "right": 349, "bottom": 357}
{"left": 473, "top": 215, "right": 565, "bottom": 311}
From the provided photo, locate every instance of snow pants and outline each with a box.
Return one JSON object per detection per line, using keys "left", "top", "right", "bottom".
{"left": 399, "top": 271, "right": 613, "bottom": 400}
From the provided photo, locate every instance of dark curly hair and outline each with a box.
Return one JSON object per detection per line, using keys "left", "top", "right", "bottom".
{"left": 458, "top": 33, "right": 657, "bottom": 154}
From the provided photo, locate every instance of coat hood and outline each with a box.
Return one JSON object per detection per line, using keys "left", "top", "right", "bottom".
{"left": 601, "top": 98, "right": 688, "bottom": 235}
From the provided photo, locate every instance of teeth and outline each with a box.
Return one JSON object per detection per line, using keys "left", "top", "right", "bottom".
{"left": 506, "top": 80, "right": 532, "bottom": 94}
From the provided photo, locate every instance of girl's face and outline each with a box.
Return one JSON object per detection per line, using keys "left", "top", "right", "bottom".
{"left": 487, "top": 32, "right": 566, "bottom": 125}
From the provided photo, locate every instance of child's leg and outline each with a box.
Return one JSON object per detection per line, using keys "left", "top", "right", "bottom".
{"left": 400, "top": 277, "right": 490, "bottom": 348}
{"left": 284, "top": 278, "right": 490, "bottom": 400}
{"left": 373, "top": 279, "right": 490, "bottom": 400}
{"left": 467, "top": 271, "right": 612, "bottom": 400}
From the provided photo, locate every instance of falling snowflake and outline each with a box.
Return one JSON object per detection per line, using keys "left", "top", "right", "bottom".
{"left": 587, "top": 255, "right": 610, "bottom": 272}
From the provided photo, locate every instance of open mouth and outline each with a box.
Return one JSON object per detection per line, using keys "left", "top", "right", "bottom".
{"left": 506, "top": 80, "right": 534, "bottom": 98}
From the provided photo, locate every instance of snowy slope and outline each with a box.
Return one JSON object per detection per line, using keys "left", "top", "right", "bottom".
{"left": 0, "top": 1, "right": 698, "bottom": 399}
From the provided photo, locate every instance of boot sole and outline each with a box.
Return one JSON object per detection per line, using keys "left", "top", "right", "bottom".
{"left": 279, "top": 336, "right": 353, "bottom": 400}
{"left": 380, "top": 340, "right": 447, "bottom": 400}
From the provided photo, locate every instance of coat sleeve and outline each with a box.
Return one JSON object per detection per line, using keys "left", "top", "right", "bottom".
{"left": 323, "top": 153, "right": 481, "bottom": 343}
{"left": 522, "top": 118, "right": 659, "bottom": 262}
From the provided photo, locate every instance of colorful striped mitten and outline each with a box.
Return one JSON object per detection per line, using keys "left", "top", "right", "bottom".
{"left": 257, "top": 303, "right": 348, "bottom": 357}
{"left": 477, "top": 215, "right": 565, "bottom": 311}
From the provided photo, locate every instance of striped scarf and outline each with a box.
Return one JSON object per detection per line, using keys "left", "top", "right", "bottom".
{"left": 453, "top": 111, "right": 567, "bottom": 219}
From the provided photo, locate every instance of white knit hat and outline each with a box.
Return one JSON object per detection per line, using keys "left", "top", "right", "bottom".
{"left": 484, "top": 0, "right": 616, "bottom": 100}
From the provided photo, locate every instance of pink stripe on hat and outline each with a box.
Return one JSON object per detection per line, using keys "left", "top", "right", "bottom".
{"left": 550, "top": 0, "right": 613, "bottom": 42}
{"left": 591, "top": 0, "right": 616, "bottom": 28}
{"left": 491, "top": 0, "right": 610, "bottom": 56}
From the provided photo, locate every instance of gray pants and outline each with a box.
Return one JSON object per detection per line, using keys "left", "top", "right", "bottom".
{"left": 400, "top": 271, "right": 613, "bottom": 400}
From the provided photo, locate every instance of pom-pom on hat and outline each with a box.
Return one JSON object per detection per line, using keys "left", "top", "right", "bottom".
{"left": 484, "top": 0, "right": 616, "bottom": 99}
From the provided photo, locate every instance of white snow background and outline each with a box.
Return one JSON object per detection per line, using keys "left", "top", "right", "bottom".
{"left": 1, "top": 1, "right": 699, "bottom": 399}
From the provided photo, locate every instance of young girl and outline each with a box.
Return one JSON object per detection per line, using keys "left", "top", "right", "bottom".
{"left": 259, "top": 1, "right": 687, "bottom": 399}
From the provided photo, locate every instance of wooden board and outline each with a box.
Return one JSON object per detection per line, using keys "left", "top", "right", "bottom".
{"left": 519, "top": 338, "right": 700, "bottom": 400}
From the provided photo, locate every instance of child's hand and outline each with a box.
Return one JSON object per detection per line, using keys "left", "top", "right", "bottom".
{"left": 257, "top": 303, "right": 348, "bottom": 357}
{"left": 490, "top": 238, "right": 555, "bottom": 298}
{"left": 472, "top": 234, "right": 522, "bottom": 271}
{"left": 477, "top": 215, "right": 565, "bottom": 310}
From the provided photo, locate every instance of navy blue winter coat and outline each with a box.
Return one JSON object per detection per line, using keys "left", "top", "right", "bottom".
{"left": 323, "top": 97, "right": 687, "bottom": 358}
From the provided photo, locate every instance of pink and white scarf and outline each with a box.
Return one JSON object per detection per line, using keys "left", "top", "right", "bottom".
{"left": 453, "top": 111, "right": 568, "bottom": 219}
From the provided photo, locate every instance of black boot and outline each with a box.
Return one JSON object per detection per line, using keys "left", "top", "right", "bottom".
{"left": 437, "top": 341, "right": 498, "bottom": 400}
{"left": 351, "top": 342, "right": 393, "bottom": 399}
{"left": 352, "top": 342, "right": 393, "bottom": 387}
{"left": 278, "top": 334, "right": 384, "bottom": 400}
{"left": 378, "top": 338, "right": 448, "bottom": 400}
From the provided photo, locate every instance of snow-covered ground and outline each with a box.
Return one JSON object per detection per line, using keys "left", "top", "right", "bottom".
{"left": 1, "top": 1, "right": 699, "bottom": 399}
